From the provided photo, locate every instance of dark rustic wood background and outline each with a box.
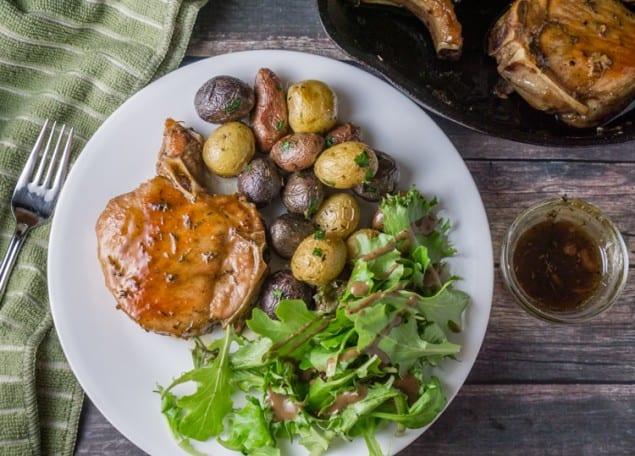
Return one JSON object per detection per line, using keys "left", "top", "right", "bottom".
{"left": 75, "top": 1, "right": 635, "bottom": 455}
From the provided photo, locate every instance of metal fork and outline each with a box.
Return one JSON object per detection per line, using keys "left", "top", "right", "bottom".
{"left": 0, "top": 120, "right": 73, "bottom": 302}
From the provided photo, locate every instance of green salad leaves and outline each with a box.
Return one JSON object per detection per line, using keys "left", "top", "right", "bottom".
{"left": 159, "top": 188, "right": 469, "bottom": 455}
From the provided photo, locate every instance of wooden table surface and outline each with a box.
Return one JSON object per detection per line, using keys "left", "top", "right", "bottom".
{"left": 75, "top": 1, "right": 634, "bottom": 455}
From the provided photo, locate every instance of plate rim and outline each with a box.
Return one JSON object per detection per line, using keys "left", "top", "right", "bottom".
{"left": 48, "top": 49, "right": 494, "bottom": 455}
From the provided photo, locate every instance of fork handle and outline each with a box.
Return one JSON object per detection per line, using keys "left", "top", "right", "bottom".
{"left": 0, "top": 222, "right": 31, "bottom": 305}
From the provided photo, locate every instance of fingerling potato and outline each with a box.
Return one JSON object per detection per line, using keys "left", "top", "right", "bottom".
{"left": 251, "top": 68, "right": 289, "bottom": 152}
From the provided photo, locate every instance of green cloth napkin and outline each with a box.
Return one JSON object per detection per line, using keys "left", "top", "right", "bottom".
{"left": 0, "top": 1, "right": 208, "bottom": 454}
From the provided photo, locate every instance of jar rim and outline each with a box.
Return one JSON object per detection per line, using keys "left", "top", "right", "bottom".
{"left": 500, "top": 197, "right": 629, "bottom": 324}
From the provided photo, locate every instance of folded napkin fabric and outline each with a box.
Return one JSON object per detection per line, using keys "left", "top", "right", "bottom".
{"left": 0, "top": 1, "right": 208, "bottom": 455}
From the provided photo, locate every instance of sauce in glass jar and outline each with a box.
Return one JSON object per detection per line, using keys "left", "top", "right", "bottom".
{"left": 512, "top": 219, "right": 603, "bottom": 312}
{"left": 500, "top": 198, "right": 629, "bottom": 323}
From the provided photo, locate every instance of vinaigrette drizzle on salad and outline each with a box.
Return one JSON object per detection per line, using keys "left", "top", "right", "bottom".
{"left": 158, "top": 187, "right": 469, "bottom": 456}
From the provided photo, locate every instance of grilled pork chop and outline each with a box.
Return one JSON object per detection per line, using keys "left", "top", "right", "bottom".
{"left": 96, "top": 121, "right": 267, "bottom": 338}
{"left": 488, "top": 0, "right": 635, "bottom": 128}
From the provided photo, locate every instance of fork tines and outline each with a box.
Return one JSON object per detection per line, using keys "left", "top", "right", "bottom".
{"left": 19, "top": 119, "right": 74, "bottom": 194}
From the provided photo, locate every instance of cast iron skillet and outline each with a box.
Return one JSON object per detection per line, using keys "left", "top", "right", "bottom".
{"left": 317, "top": 0, "right": 635, "bottom": 146}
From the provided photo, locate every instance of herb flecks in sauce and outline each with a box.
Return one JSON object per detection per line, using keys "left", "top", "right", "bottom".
{"left": 513, "top": 220, "right": 603, "bottom": 311}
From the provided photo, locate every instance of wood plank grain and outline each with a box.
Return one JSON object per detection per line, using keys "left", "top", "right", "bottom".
{"left": 463, "top": 159, "right": 634, "bottom": 382}
{"left": 192, "top": 0, "right": 326, "bottom": 38}
{"left": 188, "top": 35, "right": 346, "bottom": 61}
{"left": 76, "top": 399, "right": 145, "bottom": 455}
{"left": 76, "top": 385, "right": 635, "bottom": 455}
{"left": 439, "top": 118, "right": 635, "bottom": 162}
{"left": 406, "top": 384, "right": 635, "bottom": 455}
{"left": 187, "top": 0, "right": 344, "bottom": 58}
{"left": 469, "top": 272, "right": 635, "bottom": 383}
{"left": 465, "top": 160, "right": 635, "bottom": 259}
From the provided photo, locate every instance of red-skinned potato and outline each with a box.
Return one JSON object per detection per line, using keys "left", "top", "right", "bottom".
{"left": 325, "top": 122, "right": 361, "bottom": 146}
{"left": 270, "top": 133, "right": 325, "bottom": 172}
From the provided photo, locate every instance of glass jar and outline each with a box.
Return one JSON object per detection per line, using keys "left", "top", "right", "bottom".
{"left": 500, "top": 197, "right": 629, "bottom": 323}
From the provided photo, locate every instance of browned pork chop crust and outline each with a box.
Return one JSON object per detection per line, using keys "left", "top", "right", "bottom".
{"left": 96, "top": 176, "right": 267, "bottom": 338}
{"left": 156, "top": 118, "right": 207, "bottom": 200}
{"left": 489, "top": 0, "right": 635, "bottom": 128}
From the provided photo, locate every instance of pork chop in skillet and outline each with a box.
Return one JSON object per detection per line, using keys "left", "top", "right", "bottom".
{"left": 489, "top": 0, "right": 635, "bottom": 128}
{"left": 96, "top": 119, "right": 268, "bottom": 338}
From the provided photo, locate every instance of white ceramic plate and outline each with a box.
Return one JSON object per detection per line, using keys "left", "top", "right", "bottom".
{"left": 49, "top": 50, "right": 493, "bottom": 456}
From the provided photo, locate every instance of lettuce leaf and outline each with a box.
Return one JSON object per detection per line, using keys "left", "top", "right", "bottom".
{"left": 158, "top": 187, "right": 470, "bottom": 456}
{"left": 219, "top": 397, "right": 279, "bottom": 455}
{"left": 160, "top": 327, "right": 236, "bottom": 441}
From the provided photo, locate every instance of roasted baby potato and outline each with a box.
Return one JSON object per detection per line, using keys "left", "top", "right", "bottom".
{"left": 371, "top": 206, "right": 384, "bottom": 231}
{"left": 291, "top": 233, "right": 347, "bottom": 286}
{"left": 237, "top": 156, "right": 282, "bottom": 206}
{"left": 282, "top": 170, "right": 325, "bottom": 218}
{"left": 353, "top": 151, "right": 400, "bottom": 202}
{"left": 258, "top": 270, "right": 314, "bottom": 319}
{"left": 269, "top": 213, "right": 316, "bottom": 259}
{"left": 314, "top": 193, "right": 360, "bottom": 238}
{"left": 287, "top": 80, "right": 338, "bottom": 134}
{"left": 203, "top": 122, "right": 255, "bottom": 177}
{"left": 314, "top": 141, "right": 378, "bottom": 189}
{"left": 195, "top": 75, "right": 255, "bottom": 123}
{"left": 251, "top": 68, "right": 289, "bottom": 152}
{"left": 346, "top": 228, "right": 381, "bottom": 261}
{"left": 269, "top": 133, "right": 325, "bottom": 172}
{"left": 325, "top": 122, "right": 361, "bottom": 147}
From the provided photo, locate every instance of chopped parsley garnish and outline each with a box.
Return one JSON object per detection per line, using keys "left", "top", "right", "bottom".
{"left": 274, "top": 120, "right": 285, "bottom": 131}
{"left": 306, "top": 198, "right": 320, "bottom": 216}
{"left": 354, "top": 150, "right": 370, "bottom": 167}
{"left": 362, "top": 182, "right": 379, "bottom": 195}
{"left": 314, "top": 230, "right": 325, "bottom": 240}
{"left": 224, "top": 98, "right": 241, "bottom": 114}
{"left": 312, "top": 247, "right": 323, "bottom": 257}
{"left": 364, "top": 168, "right": 375, "bottom": 181}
